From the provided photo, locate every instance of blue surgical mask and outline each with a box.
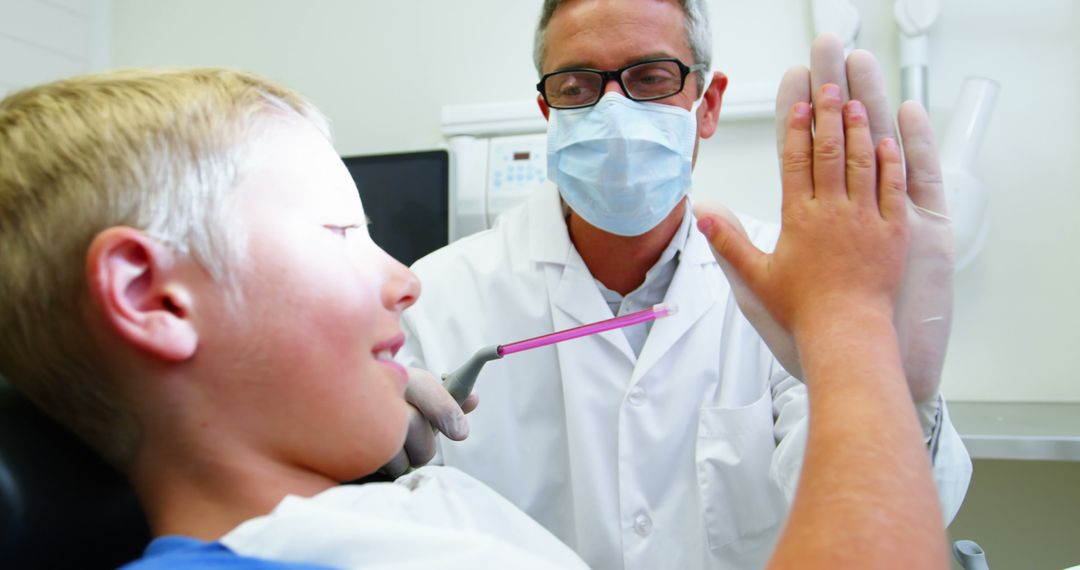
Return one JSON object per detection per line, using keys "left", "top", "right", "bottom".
{"left": 547, "top": 75, "right": 711, "bottom": 236}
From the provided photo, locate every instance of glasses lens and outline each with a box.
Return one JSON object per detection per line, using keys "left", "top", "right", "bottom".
{"left": 544, "top": 71, "right": 603, "bottom": 108}
{"left": 622, "top": 60, "right": 683, "bottom": 100}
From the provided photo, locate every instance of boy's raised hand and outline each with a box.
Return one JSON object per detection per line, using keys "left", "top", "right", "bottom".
{"left": 700, "top": 34, "right": 953, "bottom": 403}
{"left": 698, "top": 83, "right": 909, "bottom": 350}
{"left": 779, "top": 34, "right": 954, "bottom": 403}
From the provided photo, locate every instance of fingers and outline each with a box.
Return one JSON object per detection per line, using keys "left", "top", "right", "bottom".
{"left": 877, "top": 137, "right": 907, "bottom": 222}
{"left": 460, "top": 393, "right": 479, "bottom": 414}
{"left": 697, "top": 213, "right": 766, "bottom": 287}
{"left": 382, "top": 447, "right": 411, "bottom": 478}
{"left": 775, "top": 65, "right": 811, "bottom": 160}
{"left": 401, "top": 405, "right": 438, "bottom": 466}
{"left": 381, "top": 368, "right": 479, "bottom": 478}
{"left": 812, "top": 84, "right": 847, "bottom": 201}
{"left": 843, "top": 100, "right": 877, "bottom": 207}
{"left": 778, "top": 33, "right": 851, "bottom": 162}
{"left": 781, "top": 101, "right": 814, "bottom": 207}
{"left": 404, "top": 367, "right": 469, "bottom": 440}
{"left": 846, "top": 49, "right": 897, "bottom": 147}
{"left": 784, "top": 37, "right": 895, "bottom": 165}
{"left": 898, "top": 101, "right": 947, "bottom": 214}
{"left": 777, "top": 38, "right": 890, "bottom": 169}
{"left": 693, "top": 202, "right": 747, "bottom": 238}
{"left": 810, "top": 33, "right": 850, "bottom": 104}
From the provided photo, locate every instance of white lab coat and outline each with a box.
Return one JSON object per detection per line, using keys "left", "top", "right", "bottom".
{"left": 398, "top": 183, "right": 972, "bottom": 570}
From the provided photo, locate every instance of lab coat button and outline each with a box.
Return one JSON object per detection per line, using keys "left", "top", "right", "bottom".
{"left": 628, "top": 386, "right": 646, "bottom": 406}
{"left": 633, "top": 513, "right": 653, "bottom": 537}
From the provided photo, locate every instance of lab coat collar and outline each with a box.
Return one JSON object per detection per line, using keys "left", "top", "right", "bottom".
{"left": 631, "top": 203, "right": 725, "bottom": 382}
{"left": 531, "top": 182, "right": 633, "bottom": 361}
{"left": 550, "top": 244, "right": 637, "bottom": 363}
{"left": 528, "top": 182, "right": 574, "bottom": 265}
{"left": 534, "top": 184, "right": 724, "bottom": 367}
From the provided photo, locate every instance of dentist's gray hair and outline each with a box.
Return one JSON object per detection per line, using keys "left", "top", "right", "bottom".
{"left": 533, "top": 0, "right": 712, "bottom": 86}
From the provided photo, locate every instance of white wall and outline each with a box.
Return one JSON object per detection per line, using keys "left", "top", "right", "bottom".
{"left": 695, "top": 0, "right": 1080, "bottom": 403}
{"left": 0, "top": 0, "right": 111, "bottom": 98}
{"left": 930, "top": 0, "right": 1080, "bottom": 403}
{"left": 109, "top": 0, "right": 1079, "bottom": 403}
{"left": 110, "top": 0, "right": 542, "bottom": 156}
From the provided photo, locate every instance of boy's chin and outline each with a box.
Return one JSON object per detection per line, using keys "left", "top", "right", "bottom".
{"left": 342, "top": 446, "right": 407, "bottom": 484}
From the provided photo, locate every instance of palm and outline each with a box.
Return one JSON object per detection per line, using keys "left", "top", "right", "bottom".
{"left": 715, "top": 33, "right": 955, "bottom": 402}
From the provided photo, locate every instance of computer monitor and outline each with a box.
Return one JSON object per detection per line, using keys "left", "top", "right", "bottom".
{"left": 341, "top": 150, "right": 449, "bottom": 267}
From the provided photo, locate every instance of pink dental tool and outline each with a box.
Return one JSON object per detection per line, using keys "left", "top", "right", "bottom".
{"left": 442, "top": 303, "right": 677, "bottom": 404}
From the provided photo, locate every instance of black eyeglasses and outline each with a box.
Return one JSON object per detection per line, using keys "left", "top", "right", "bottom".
{"left": 537, "top": 58, "right": 707, "bottom": 110}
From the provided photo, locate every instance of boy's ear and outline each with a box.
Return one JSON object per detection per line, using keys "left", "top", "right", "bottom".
{"left": 86, "top": 227, "right": 198, "bottom": 362}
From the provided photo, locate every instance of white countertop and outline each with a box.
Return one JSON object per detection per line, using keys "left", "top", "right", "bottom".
{"left": 948, "top": 401, "right": 1080, "bottom": 461}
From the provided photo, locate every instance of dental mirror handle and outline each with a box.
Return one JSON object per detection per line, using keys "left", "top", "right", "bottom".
{"left": 441, "top": 345, "right": 502, "bottom": 405}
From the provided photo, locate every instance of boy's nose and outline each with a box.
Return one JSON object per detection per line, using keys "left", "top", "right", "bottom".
{"left": 383, "top": 256, "right": 420, "bottom": 313}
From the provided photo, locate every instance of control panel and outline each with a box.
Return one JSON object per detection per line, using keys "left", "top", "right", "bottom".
{"left": 486, "top": 133, "right": 548, "bottom": 225}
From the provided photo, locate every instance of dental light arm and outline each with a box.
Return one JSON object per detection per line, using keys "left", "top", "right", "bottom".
{"left": 893, "top": 0, "right": 999, "bottom": 268}
{"left": 939, "top": 76, "right": 1000, "bottom": 269}
{"left": 895, "top": 0, "right": 941, "bottom": 108}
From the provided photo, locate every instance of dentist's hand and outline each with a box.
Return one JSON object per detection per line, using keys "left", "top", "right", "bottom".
{"left": 379, "top": 366, "right": 479, "bottom": 478}
{"left": 702, "top": 33, "right": 953, "bottom": 403}
{"left": 698, "top": 83, "right": 910, "bottom": 353}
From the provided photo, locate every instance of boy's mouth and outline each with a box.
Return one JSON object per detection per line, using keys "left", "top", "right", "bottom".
{"left": 372, "top": 334, "right": 409, "bottom": 388}
{"left": 372, "top": 334, "right": 405, "bottom": 361}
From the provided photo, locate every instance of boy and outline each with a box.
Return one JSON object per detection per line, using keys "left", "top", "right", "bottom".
{"left": 0, "top": 68, "right": 583, "bottom": 568}
{"left": 0, "top": 68, "right": 947, "bottom": 568}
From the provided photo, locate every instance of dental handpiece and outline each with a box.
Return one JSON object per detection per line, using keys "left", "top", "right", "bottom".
{"left": 441, "top": 303, "right": 678, "bottom": 404}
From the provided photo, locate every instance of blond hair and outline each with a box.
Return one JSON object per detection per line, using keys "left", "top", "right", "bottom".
{"left": 0, "top": 68, "right": 330, "bottom": 466}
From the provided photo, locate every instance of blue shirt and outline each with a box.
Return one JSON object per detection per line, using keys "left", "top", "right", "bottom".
{"left": 121, "top": 535, "right": 334, "bottom": 569}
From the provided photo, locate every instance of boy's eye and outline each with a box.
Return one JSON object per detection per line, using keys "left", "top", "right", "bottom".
{"left": 325, "top": 224, "right": 362, "bottom": 238}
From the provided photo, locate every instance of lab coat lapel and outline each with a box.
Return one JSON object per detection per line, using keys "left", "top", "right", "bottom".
{"left": 550, "top": 248, "right": 636, "bottom": 364}
{"left": 529, "top": 183, "right": 635, "bottom": 364}
{"left": 631, "top": 222, "right": 724, "bottom": 384}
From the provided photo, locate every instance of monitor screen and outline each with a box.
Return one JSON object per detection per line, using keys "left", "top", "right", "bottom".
{"left": 341, "top": 150, "right": 449, "bottom": 267}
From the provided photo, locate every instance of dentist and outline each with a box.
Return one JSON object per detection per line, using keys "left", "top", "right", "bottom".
{"left": 395, "top": 1, "right": 971, "bottom": 568}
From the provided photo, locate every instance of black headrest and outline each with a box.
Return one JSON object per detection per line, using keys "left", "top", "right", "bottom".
{"left": 0, "top": 379, "right": 150, "bottom": 568}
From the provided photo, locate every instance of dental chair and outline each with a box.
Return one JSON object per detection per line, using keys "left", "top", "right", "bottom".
{"left": 0, "top": 377, "right": 150, "bottom": 569}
